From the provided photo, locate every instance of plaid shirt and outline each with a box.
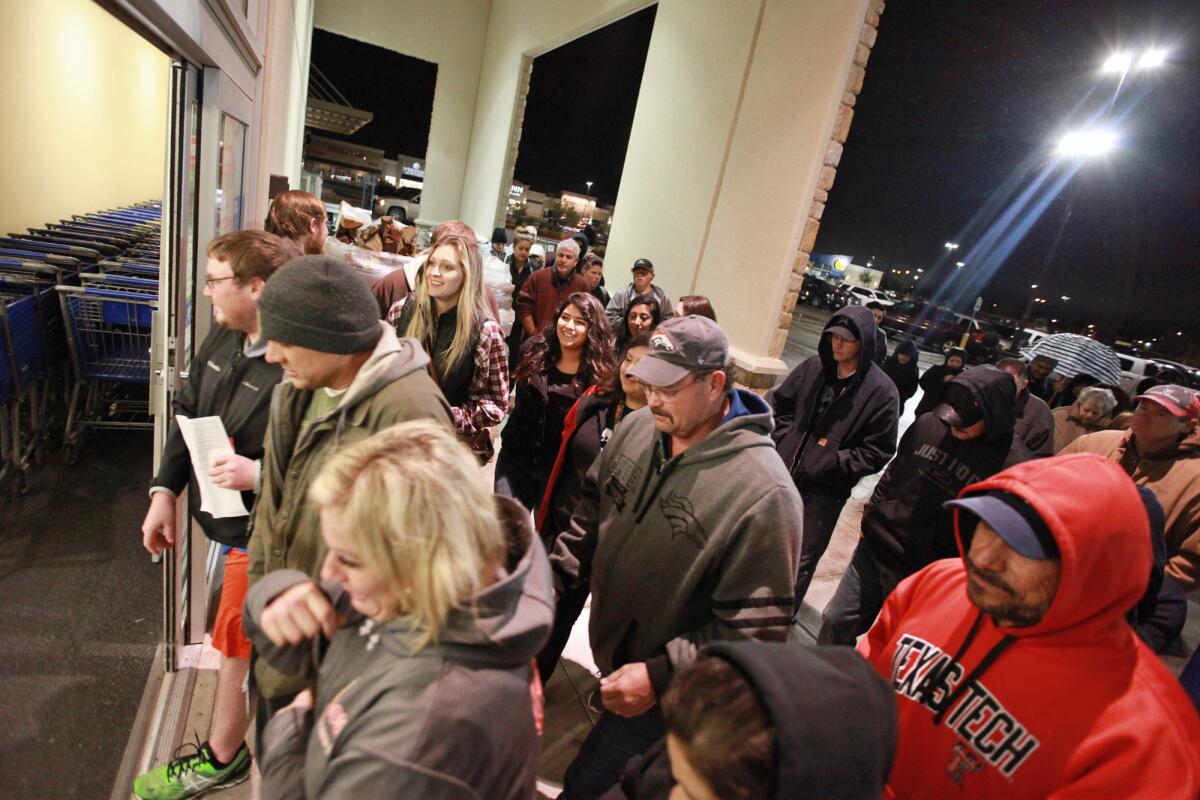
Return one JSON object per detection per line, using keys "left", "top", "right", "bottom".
{"left": 388, "top": 299, "right": 509, "bottom": 435}
{"left": 455, "top": 319, "right": 509, "bottom": 436}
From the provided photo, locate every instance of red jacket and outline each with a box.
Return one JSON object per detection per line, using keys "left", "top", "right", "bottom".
{"left": 859, "top": 453, "right": 1200, "bottom": 799}
{"left": 514, "top": 267, "right": 589, "bottom": 333}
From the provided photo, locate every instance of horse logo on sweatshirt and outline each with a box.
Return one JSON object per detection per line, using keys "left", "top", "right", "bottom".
{"left": 661, "top": 492, "right": 706, "bottom": 549}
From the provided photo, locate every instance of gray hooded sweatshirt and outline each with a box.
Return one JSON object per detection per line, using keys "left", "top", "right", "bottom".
{"left": 244, "top": 496, "right": 554, "bottom": 800}
{"left": 550, "top": 390, "right": 803, "bottom": 692}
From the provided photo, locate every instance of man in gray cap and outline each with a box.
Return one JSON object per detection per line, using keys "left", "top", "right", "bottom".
{"left": 549, "top": 315, "right": 803, "bottom": 798}
{"left": 246, "top": 254, "right": 452, "bottom": 721}
{"left": 605, "top": 257, "right": 674, "bottom": 332}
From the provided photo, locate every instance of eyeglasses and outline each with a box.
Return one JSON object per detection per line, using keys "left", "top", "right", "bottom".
{"left": 204, "top": 276, "right": 237, "bottom": 290}
{"left": 637, "top": 373, "right": 705, "bottom": 400}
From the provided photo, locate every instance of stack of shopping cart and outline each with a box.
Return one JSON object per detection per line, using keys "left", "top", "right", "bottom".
{"left": 0, "top": 202, "right": 160, "bottom": 492}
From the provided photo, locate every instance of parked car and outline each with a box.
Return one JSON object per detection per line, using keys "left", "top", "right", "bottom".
{"left": 373, "top": 185, "right": 423, "bottom": 223}
{"left": 880, "top": 301, "right": 1000, "bottom": 362}
{"left": 840, "top": 284, "right": 894, "bottom": 307}
{"left": 800, "top": 275, "right": 854, "bottom": 310}
{"left": 1151, "top": 359, "right": 1200, "bottom": 390}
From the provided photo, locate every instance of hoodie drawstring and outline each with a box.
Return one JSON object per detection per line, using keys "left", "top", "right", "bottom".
{"left": 917, "top": 610, "right": 1017, "bottom": 725}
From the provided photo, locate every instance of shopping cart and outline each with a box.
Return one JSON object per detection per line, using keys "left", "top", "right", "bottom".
{"left": 56, "top": 283, "right": 156, "bottom": 462}
{"left": 0, "top": 275, "right": 51, "bottom": 491}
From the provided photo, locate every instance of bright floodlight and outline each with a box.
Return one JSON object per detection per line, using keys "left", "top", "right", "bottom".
{"left": 1056, "top": 128, "right": 1117, "bottom": 158}
{"left": 944, "top": 242, "right": 959, "bottom": 250}
{"left": 1138, "top": 49, "right": 1167, "bottom": 69}
{"left": 1102, "top": 52, "right": 1133, "bottom": 73}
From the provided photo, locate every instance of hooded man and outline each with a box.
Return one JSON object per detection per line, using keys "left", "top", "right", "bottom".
{"left": 1025, "top": 354, "right": 1057, "bottom": 402}
{"left": 819, "top": 365, "right": 1033, "bottom": 645}
{"left": 913, "top": 347, "right": 966, "bottom": 418}
{"left": 882, "top": 339, "right": 920, "bottom": 407}
{"left": 770, "top": 305, "right": 899, "bottom": 610}
{"left": 865, "top": 300, "right": 889, "bottom": 365}
{"left": 549, "top": 315, "right": 803, "bottom": 798}
{"left": 859, "top": 454, "right": 1200, "bottom": 798}
{"left": 1061, "top": 384, "right": 1200, "bottom": 589}
{"left": 603, "top": 641, "right": 897, "bottom": 800}
{"left": 997, "top": 357, "right": 1055, "bottom": 457}
{"left": 247, "top": 255, "right": 453, "bottom": 718}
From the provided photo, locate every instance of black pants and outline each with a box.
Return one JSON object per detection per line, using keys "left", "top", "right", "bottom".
{"left": 536, "top": 581, "right": 590, "bottom": 683}
{"left": 493, "top": 450, "right": 549, "bottom": 514}
{"left": 793, "top": 488, "right": 850, "bottom": 611}
{"left": 561, "top": 707, "right": 666, "bottom": 800}
{"left": 817, "top": 538, "right": 908, "bottom": 645}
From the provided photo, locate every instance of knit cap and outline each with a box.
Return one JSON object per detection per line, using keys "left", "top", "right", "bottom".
{"left": 258, "top": 255, "right": 382, "bottom": 354}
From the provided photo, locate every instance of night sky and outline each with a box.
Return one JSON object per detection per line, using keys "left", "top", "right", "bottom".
{"left": 313, "top": 3, "right": 1198, "bottom": 341}
{"left": 815, "top": 0, "right": 1200, "bottom": 340}
{"left": 513, "top": 5, "right": 658, "bottom": 206}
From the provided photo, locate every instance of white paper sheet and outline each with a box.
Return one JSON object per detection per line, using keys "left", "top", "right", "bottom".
{"left": 175, "top": 415, "right": 250, "bottom": 519}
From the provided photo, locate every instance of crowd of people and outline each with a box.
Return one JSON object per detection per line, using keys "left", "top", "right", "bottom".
{"left": 132, "top": 192, "right": 1200, "bottom": 800}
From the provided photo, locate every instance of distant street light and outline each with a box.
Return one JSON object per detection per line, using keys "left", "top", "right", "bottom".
{"left": 955, "top": 261, "right": 965, "bottom": 267}
{"left": 1102, "top": 52, "right": 1134, "bottom": 74}
{"left": 944, "top": 242, "right": 959, "bottom": 251}
{"left": 1030, "top": 284, "right": 1038, "bottom": 289}
{"left": 1056, "top": 128, "right": 1117, "bottom": 158}
{"left": 585, "top": 180, "right": 593, "bottom": 194}
{"left": 1061, "top": 295, "right": 1070, "bottom": 301}
{"left": 1102, "top": 48, "right": 1168, "bottom": 74}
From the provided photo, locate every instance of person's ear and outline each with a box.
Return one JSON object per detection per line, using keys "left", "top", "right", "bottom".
{"left": 710, "top": 370, "right": 729, "bottom": 399}
{"left": 247, "top": 277, "right": 267, "bottom": 302}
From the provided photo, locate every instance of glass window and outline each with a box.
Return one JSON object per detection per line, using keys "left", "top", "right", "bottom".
{"left": 215, "top": 114, "right": 247, "bottom": 234}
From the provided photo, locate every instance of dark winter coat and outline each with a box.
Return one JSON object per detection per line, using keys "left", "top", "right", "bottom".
{"left": 1013, "top": 389, "right": 1055, "bottom": 457}
{"left": 771, "top": 305, "right": 899, "bottom": 499}
{"left": 862, "top": 365, "right": 1034, "bottom": 574}
{"left": 393, "top": 300, "right": 480, "bottom": 408}
{"left": 153, "top": 326, "right": 282, "bottom": 548}
{"left": 499, "top": 354, "right": 584, "bottom": 473}
{"left": 913, "top": 349, "right": 966, "bottom": 418}
{"left": 882, "top": 339, "right": 920, "bottom": 405}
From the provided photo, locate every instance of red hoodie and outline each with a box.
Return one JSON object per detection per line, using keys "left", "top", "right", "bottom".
{"left": 859, "top": 453, "right": 1200, "bottom": 798}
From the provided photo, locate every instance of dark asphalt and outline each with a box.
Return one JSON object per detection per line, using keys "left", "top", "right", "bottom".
{"left": 0, "top": 430, "right": 161, "bottom": 799}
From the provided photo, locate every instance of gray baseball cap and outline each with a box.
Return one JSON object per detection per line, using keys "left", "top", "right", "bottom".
{"left": 626, "top": 315, "right": 730, "bottom": 387}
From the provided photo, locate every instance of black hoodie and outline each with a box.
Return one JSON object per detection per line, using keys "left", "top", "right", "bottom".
{"left": 882, "top": 339, "right": 920, "bottom": 405}
{"left": 605, "top": 641, "right": 897, "bottom": 800}
{"left": 771, "top": 305, "right": 899, "bottom": 498}
{"left": 862, "top": 365, "right": 1034, "bottom": 573}
{"left": 913, "top": 348, "right": 966, "bottom": 418}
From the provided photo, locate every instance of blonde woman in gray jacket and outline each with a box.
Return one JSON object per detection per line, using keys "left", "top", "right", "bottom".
{"left": 243, "top": 420, "right": 554, "bottom": 800}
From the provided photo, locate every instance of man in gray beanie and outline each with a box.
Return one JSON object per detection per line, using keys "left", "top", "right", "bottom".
{"left": 246, "top": 255, "right": 452, "bottom": 725}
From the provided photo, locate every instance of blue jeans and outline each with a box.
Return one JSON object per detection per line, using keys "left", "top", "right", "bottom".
{"left": 817, "top": 538, "right": 908, "bottom": 645}
{"left": 561, "top": 707, "right": 666, "bottom": 800}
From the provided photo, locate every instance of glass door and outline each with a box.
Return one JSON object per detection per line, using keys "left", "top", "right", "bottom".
{"left": 155, "top": 59, "right": 202, "bottom": 672}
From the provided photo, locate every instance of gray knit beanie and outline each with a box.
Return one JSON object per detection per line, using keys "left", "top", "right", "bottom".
{"left": 258, "top": 255, "right": 382, "bottom": 354}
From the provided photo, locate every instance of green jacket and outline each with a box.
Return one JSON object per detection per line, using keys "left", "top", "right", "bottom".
{"left": 247, "top": 322, "right": 452, "bottom": 697}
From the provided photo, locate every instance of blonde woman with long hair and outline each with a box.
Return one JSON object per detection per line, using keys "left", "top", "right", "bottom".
{"left": 244, "top": 420, "right": 554, "bottom": 799}
{"left": 387, "top": 221, "right": 508, "bottom": 442}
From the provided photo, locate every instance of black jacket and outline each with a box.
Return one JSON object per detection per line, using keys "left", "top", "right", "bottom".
{"left": 771, "top": 305, "right": 899, "bottom": 498}
{"left": 394, "top": 300, "right": 480, "bottom": 408}
{"left": 881, "top": 339, "right": 920, "bottom": 405}
{"left": 153, "top": 325, "right": 282, "bottom": 547}
{"left": 1013, "top": 389, "right": 1055, "bottom": 457}
{"left": 912, "top": 350, "right": 965, "bottom": 418}
{"left": 500, "top": 349, "right": 583, "bottom": 472}
{"left": 862, "top": 365, "right": 1034, "bottom": 573}
{"left": 604, "top": 641, "right": 896, "bottom": 800}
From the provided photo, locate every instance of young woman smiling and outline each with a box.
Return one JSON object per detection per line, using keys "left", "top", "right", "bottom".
{"left": 534, "top": 332, "right": 651, "bottom": 681}
{"left": 620, "top": 294, "right": 662, "bottom": 347}
{"left": 495, "top": 292, "right": 615, "bottom": 511}
{"left": 390, "top": 224, "right": 508, "bottom": 447}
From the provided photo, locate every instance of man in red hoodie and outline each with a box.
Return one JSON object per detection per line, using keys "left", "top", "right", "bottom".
{"left": 859, "top": 454, "right": 1200, "bottom": 798}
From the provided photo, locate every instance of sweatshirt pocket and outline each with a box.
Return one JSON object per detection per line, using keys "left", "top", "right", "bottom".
{"left": 795, "top": 435, "right": 842, "bottom": 483}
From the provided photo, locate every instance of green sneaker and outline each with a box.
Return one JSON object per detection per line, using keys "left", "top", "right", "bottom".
{"left": 132, "top": 739, "right": 251, "bottom": 800}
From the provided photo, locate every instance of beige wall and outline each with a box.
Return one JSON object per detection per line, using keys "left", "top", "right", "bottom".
{"left": 313, "top": 0, "right": 491, "bottom": 224}
{"left": 607, "top": 0, "right": 870, "bottom": 374}
{"left": 0, "top": 0, "right": 169, "bottom": 234}
{"left": 253, "top": 0, "right": 317, "bottom": 222}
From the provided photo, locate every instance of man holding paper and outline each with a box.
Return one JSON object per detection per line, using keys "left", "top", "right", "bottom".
{"left": 135, "top": 230, "right": 299, "bottom": 800}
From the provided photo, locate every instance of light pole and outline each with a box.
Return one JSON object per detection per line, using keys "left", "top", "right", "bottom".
{"left": 585, "top": 180, "right": 593, "bottom": 195}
